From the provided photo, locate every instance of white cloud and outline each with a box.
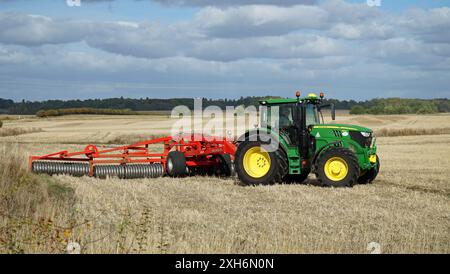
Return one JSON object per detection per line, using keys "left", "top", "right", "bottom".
{"left": 0, "top": 46, "right": 29, "bottom": 65}
{"left": 0, "top": 13, "right": 88, "bottom": 46}
{"left": 327, "top": 22, "right": 394, "bottom": 40}
{"left": 188, "top": 34, "right": 346, "bottom": 61}
{"left": 85, "top": 22, "right": 188, "bottom": 59}
{"left": 399, "top": 7, "right": 450, "bottom": 43}
{"left": 193, "top": 5, "right": 329, "bottom": 38}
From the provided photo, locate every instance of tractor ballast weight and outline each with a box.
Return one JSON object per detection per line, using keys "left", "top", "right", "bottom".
{"left": 234, "top": 92, "right": 380, "bottom": 187}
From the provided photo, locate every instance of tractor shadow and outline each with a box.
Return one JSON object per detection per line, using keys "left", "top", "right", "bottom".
{"left": 301, "top": 178, "right": 323, "bottom": 187}
{"left": 285, "top": 177, "right": 324, "bottom": 187}
{"left": 233, "top": 176, "right": 325, "bottom": 187}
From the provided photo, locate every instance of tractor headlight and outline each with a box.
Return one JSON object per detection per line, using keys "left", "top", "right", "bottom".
{"left": 350, "top": 131, "right": 372, "bottom": 148}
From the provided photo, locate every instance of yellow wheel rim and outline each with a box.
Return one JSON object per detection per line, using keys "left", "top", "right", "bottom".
{"left": 324, "top": 157, "right": 349, "bottom": 182}
{"left": 243, "top": 147, "right": 271, "bottom": 178}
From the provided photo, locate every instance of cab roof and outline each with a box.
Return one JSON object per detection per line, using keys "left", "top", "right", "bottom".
{"left": 259, "top": 95, "right": 321, "bottom": 106}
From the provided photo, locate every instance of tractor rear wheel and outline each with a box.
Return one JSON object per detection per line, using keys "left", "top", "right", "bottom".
{"left": 235, "top": 141, "right": 288, "bottom": 185}
{"left": 166, "top": 151, "right": 187, "bottom": 177}
{"left": 358, "top": 155, "right": 380, "bottom": 184}
{"left": 315, "top": 147, "right": 359, "bottom": 187}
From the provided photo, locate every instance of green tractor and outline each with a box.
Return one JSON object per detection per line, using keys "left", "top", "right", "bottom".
{"left": 234, "top": 92, "right": 380, "bottom": 187}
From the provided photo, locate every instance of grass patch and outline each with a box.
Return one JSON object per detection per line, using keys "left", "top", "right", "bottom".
{"left": 0, "top": 128, "right": 43, "bottom": 138}
{"left": 375, "top": 127, "right": 450, "bottom": 137}
{"left": 0, "top": 145, "right": 170, "bottom": 254}
{"left": 44, "top": 178, "right": 75, "bottom": 201}
{"left": 36, "top": 108, "right": 138, "bottom": 118}
{"left": 0, "top": 145, "right": 76, "bottom": 253}
{"left": 107, "top": 134, "right": 168, "bottom": 144}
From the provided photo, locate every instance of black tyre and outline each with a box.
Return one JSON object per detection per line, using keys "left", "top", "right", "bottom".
{"left": 358, "top": 155, "right": 380, "bottom": 184}
{"left": 215, "top": 154, "right": 235, "bottom": 177}
{"left": 315, "top": 147, "right": 359, "bottom": 187}
{"left": 284, "top": 168, "right": 311, "bottom": 184}
{"left": 166, "top": 151, "right": 187, "bottom": 177}
{"left": 235, "top": 141, "right": 288, "bottom": 186}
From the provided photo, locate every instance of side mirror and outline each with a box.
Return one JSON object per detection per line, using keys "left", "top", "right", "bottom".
{"left": 331, "top": 104, "right": 336, "bottom": 121}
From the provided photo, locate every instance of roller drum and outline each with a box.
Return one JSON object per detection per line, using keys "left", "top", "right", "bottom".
{"left": 94, "top": 164, "right": 164, "bottom": 179}
{"left": 31, "top": 161, "right": 90, "bottom": 177}
{"left": 32, "top": 161, "right": 164, "bottom": 179}
{"left": 94, "top": 165, "right": 125, "bottom": 179}
{"left": 123, "top": 164, "right": 164, "bottom": 179}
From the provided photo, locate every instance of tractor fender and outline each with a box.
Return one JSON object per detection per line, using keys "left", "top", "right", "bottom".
{"left": 312, "top": 141, "right": 343, "bottom": 168}
{"left": 236, "top": 129, "right": 289, "bottom": 153}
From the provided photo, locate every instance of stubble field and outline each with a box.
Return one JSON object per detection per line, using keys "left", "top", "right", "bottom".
{"left": 0, "top": 113, "right": 449, "bottom": 254}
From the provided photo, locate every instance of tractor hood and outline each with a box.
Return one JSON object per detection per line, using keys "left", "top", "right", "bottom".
{"left": 312, "top": 124, "right": 372, "bottom": 133}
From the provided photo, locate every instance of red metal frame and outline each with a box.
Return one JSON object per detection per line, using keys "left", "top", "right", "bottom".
{"left": 29, "top": 134, "right": 237, "bottom": 177}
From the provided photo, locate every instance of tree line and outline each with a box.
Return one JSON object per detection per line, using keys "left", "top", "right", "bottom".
{"left": 348, "top": 98, "right": 450, "bottom": 115}
{"left": 0, "top": 97, "right": 449, "bottom": 116}
{"left": 1, "top": 97, "right": 269, "bottom": 115}
{"left": 35, "top": 108, "right": 138, "bottom": 117}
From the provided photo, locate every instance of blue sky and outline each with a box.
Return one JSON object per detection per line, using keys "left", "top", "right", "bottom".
{"left": 0, "top": 0, "right": 198, "bottom": 22}
{"left": 0, "top": 0, "right": 449, "bottom": 101}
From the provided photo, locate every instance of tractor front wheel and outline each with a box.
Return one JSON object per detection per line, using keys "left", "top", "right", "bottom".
{"left": 358, "top": 155, "right": 380, "bottom": 184}
{"left": 315, "top": 147, "right": 359, "bottom": 187}
{"left": 235, "top": 141, "right": 288, "bottom": 185}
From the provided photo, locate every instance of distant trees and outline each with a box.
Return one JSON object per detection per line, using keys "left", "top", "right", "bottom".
{"left": 0, "top": 96, "right": 449, "bottom": 116}
{"left": 36, "top": 108, "right": 137, "bottom": 117}
{"left": 349, "top": 98, "right": 447, "bottom": 115}
{"left": 349, "top": 106, "right": 366, "bottom": 115}
{"left": 5, "top": 96, "right": 277, "bottom": 115}
{"left": 0, "top": 99, "right": 14, "bottom": 114}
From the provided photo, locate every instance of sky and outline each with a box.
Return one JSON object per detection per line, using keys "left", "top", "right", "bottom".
{"left": 0, "top": 0, "right": 449, "bottom": 101}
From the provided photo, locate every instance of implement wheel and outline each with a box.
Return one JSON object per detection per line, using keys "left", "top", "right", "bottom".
{"left": 216, "top": 154, "right": 235, "bottom": 177}
{"left": 315, "top": 147, "right": 359, "bottom": 187}
{"left": 166, "top": 151, "right": 187, "bottom": 177}
{"left": 235, "top": 141, "right": 288, "bottom": 186}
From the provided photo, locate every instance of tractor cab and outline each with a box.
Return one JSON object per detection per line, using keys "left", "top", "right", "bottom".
{"left": 258, "top": 92, "right": 335, "bottom": 147}
{"left": 259, "top": 92, "right": 332, "bottom": 129}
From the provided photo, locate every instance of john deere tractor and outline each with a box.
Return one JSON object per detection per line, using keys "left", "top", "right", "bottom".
{"left": 234, "top": 92, "right": 380, "bottom": 187}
